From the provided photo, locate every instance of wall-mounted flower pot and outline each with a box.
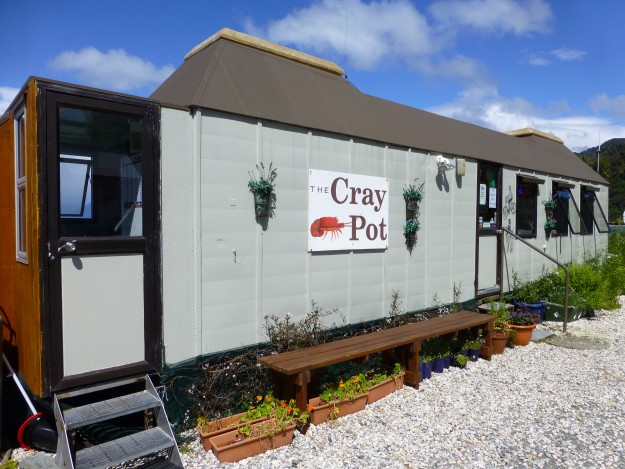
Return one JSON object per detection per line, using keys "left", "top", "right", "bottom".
{"left": 367, "top": 375, "right": 404, "bottom": 404}
{"left": 253, "top": 195, "right": 271, "bottom": 217}
{"left": 307, "top": 394, "right": 368, "bottom": 425}
{"left": 210, "top": 420, "right": 295, "bottom": 463}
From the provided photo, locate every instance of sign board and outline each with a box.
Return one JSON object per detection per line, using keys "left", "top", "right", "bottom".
{"left": 308, "top": 169, "right": 389, "bottom": 251}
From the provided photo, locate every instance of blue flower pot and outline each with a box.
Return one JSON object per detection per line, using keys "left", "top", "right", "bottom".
{"left": 468, "top": 349, "right": 480, "bottom": 362}
{"left": 443, "top": 355, "right": 452, "bottom": 369}
{"left": 421, "top": 361, "right": 432, "bottom": 380}
{"left": 432, "top": 357, "right": 445, "bottom": 373}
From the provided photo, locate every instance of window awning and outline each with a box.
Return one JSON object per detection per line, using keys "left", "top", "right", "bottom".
{"left": 520, "top": 175, "right": 545, "bottom": 184}
{"left": 556, "top": 181, "right": 575, "bottom": 189}
{"left": 582, "top": 185, "right": 600, "bottom": 192}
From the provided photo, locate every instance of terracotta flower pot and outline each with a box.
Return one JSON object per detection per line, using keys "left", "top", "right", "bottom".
{"left": 308, "top": 393, "right": 368, "bottom": 425}
{"left": 367, "top": 375, "right": 404, "bottom": 404}
{"left": 491, "top": 331, "right": 510, "bottom": 354}
{"left": 210, "top": 420, "right": 295, "bottom": 463}
{"left": 196, "top": 412, "right": 267, "bottom": 451}
{"left": 508, "top": 323, "right": 536, "bottom": 346}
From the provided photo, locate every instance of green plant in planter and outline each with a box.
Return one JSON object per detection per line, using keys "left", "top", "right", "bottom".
{"left": 463, "top": 336, "right": 484, "bottom": 350}
{"left": 319, "top": 374, "right": 369, "bottom": 404}
{"left": 508, "top": 308, "right": 538, "bottom": 326}
{"left": 544, "top": 218, "right": 557, "bottom": 232}
{"left": 455, "top": 354, "right": 468, "bottom": 367}
{"left": 237, "top": 394, "right": 309, "bottom": 439}
{"left": 542, "top": 197, "right": 558, "bottom": 211}
{"left": 248, "top": 162, "right": 277, "bottom": 217}
{"left": 404, "top": 218, "right": 420, "bottom": 237}
{"left": 403, "top": 180, "right": 425, "bottom": 210}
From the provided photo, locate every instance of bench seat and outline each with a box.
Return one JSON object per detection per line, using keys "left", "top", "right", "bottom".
{"left": 258, "top": 310, "right": 494, "bottom": 410}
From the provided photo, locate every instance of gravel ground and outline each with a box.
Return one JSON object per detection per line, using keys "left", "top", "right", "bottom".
{"left": 180, "top": 300, "right": 625, "bottom": 469}
{"left": 13, "top": 299, "right": 625, "bottom": 468}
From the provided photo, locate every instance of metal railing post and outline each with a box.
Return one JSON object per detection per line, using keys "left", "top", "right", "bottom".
{"left": 500, "top": 227, "right": 570, "bottom": 332}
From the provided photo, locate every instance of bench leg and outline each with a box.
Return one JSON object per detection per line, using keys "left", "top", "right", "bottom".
{"left": 404, "top": 341, "right": 421, "bottom": 389}
{"left": 480, "top": 320, "right": 494, "bottom": 360}
{"left": 294, "top": 371, "right": 311, "bottom": 411}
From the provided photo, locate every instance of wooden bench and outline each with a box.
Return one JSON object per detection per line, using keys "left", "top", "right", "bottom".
{"left": 257, "top": 310, "right": 494, "bottom": 410}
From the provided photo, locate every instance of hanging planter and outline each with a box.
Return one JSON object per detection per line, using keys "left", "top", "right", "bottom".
{"left": 248, "top": 162, "right": 277, "bottom": 217}
{"left": 403, "top": 180, "right": 424, "bottom": 212}
{"left": 543, "top": 197, "right": 558, "bottom": 231}
{"left": 404, "top": 219, "right": 420, "bottom": 247}
{"left": 544, "top": 217, "right": 557, "bottom": 236}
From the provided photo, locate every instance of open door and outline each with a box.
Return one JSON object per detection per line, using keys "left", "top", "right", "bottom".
{"left": 475, "top": 162, "right": 502, "bottom": 295}
{"left": 43, "top": 87, "right": 160, "bottom": 391}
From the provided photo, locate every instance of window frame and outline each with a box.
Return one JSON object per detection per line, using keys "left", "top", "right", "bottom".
{"left": 515, "top": 176, "right": 539, "bottom": 239}
{"left": 552, "top": 182, "right": 586, "bottom": 236}
{"left": 14, "top": 106, "right": 28, "bottom": 264}
{"left": 580, "top": 187, "right": 610, "bottom": 234}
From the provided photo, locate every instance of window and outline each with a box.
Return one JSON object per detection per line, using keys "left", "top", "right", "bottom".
{"left": 477, "top": 163, "right": 499, "bottom": 233}
{"left": 15, "top": 107, "right": 27, "bottom": 263}
{"left": 516, "top": 177, "right": 539, "bottom": 238}
{"left": 552, "top": 182, "right": 586, "bottom": 236}
{"left": 580, "top": 187, "right": 610, "bottom": 234}
{"left": 58, "top": 106, "right": 143, "bottom": 237}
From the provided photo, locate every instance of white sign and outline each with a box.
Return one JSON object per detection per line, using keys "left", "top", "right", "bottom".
{"left": 479, "top": 184, "right": 487, "bottom": 205}
{"left": 308, "top": 169, "right": 389, "bottom": 251}
{"left": 489, "top": 187, "right": 497, "bottom": 209}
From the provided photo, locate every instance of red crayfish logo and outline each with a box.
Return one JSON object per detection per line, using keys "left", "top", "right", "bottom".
{"left": 310, "top": 217, "right": 351, "bottom": 240}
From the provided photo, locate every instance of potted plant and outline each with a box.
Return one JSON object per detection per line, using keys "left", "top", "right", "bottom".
{"left": 544, "top": 217, "right": 557, "bottom": 237}
{"left": 196, "top": 411, "right": 266, "bottom": 451}
{"left": 248, "top": 162, "right": 277, "bottom": 217}
{"left": 404, "top": 218, "right": 419, "bottom": 246}
{"left": 507, "top": 308, "right": 538, "bottom": 346}
{"left": 209, "top": 394, "right": 308, "bottom": 463}
{"left": 463, "top": 336, "right": 484, "bottom": 362}
{"left": 420, "top": 354, "right": 434, "bottom": 380}
{"left": 403, "top": 179, "right": 424, "bottom": 211}
{"left": 485, "top": 302, "right": 512, "bottom": 354}
{"left": 366, "top": 363, "right": 405, "bottom": 404}
{"left": 308, "top": 374, "right": 369, "bottom": 424}
{"left": 542, "top": 197, "right": 558, "bottom": 218}
{"left": 455, "top": 353, "right": 468, "bottom": 368}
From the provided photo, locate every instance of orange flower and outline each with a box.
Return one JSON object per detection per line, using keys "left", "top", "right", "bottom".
{"left": 287, "top": 407, "right": 293, "bottom": 414}
{"left": 256, "top": 395, "right": 262, "bottom": 402}
{"left": 353, "top": 375, "right": 360, "bottom": 382}
{"left": 265, "top": 396, "right": 272, "bottom": 402}
{"left": 339, "top": 380, "right": 345, "bottom": 388}
{"left": 289, "top": 399, "right": 295, "bottom": 406}
{"left": 281, "top": 401, "right": 287, "bottom": 408}
{"left": 307, "top": 405, "right": 313, "bottom": 412}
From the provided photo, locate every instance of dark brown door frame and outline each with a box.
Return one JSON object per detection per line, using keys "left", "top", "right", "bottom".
{"left": 474, "top": 162, "right": 503, "bottom": 297}
{"left": 38, "top": 83, "right": 162, "bottom": 394}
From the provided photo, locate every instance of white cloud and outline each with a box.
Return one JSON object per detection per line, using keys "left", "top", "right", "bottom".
{"left": 550, "top": 48, "right": 586, "bottom": 61}
{"left": 429, "top": 0, "right": 552, "bottom": 36}
{"left": 48, "top": 48, "right": 175, "bottom": 92}
{"left": 430, "top": 85, "right": 625, "bottom": 151}
{"left": 247, "top": 0, "right": 437, "bottom": 71}
{"left": 527, "top": 54, "right": 550, "bottom": 66}
{"left": 589, "top": 93, "right": 625, "bottom": 119}
{"left": 0, "top": 86, "right": 20, "bottom": 115}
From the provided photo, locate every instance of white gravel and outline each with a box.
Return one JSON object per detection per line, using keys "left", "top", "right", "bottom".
{"left": 180, "top": 299, "right": 625, "bottom": 469}
{"left": 12, "top": 300, "right": 625, "bottom": 468}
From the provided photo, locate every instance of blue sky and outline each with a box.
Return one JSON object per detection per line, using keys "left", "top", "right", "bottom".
{"left": 1, "top": 0, "right": 624, "bottom": 151}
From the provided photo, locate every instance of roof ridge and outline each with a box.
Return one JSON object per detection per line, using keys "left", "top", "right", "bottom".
{"left": 184, "top": 28, "right": 344, "bottom": 76}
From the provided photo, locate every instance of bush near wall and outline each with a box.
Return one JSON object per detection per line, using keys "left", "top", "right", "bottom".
{"left": 507, "top": 231, "right": 625, "bottom": 311}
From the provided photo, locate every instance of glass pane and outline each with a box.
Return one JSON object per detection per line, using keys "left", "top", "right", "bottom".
{"left": 478, "top": 164, "right": 499, "bottom": 232}
{"left": 580, "top": 190, "right": 594, "bottom": 235}
{"left": 60, "top": 155, "right": 92, "bottom": 218}
{"left": 516, "top": 182, "right": 537, "bottom": 238}
{"left": 58, "top": 107, "right": 143, "bottom": 237}
{"left": 18, "top": 189, "right": 26, "bottom": 252}
{"left": 17, "top": 113, "right": 26, "bottom": 179}
{"left": 591, "top": 193, "right": 610, "bottom": 233}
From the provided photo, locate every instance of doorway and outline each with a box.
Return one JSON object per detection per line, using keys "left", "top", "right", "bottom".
{"left": 476, "top": 162, "right": 502, "bottom": 295}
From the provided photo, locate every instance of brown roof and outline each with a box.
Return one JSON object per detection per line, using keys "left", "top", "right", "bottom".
{"left": 151, "top": 31, "right": 607, "bottom": 185}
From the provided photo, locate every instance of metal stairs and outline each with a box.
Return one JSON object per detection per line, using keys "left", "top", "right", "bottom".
{"left": 53, "top": 375, "right": 182, "bottom": 469}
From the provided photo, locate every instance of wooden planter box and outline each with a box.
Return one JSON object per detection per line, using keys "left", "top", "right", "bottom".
{"left": 196, "top": 412, "right": 266, "bottom": 451}
{"left": 308, "top": 393, "right": 368, "bottom": 425}
{"left": 367, "top": 376, "right": 404, "bottom": 404}
{"left": 210, "top": 420, "right": 296, "bottom": 463}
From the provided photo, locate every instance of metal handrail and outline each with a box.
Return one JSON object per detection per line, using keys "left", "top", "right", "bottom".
{"left": 499, "top": 227, "right": 570, "bottom": 332}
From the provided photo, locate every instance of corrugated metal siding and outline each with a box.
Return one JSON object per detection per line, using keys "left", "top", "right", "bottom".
{"left": 161, "top": 109, "right": 610, "bottom": 364}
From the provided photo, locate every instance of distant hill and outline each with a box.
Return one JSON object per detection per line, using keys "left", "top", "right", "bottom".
{"left": 576, "top": 138, "right": 625, "bottom": 223}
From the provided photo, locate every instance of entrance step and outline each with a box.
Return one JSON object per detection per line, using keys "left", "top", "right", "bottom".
{"left": 53, "top": 375, "right": 182, "bottom": 469}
